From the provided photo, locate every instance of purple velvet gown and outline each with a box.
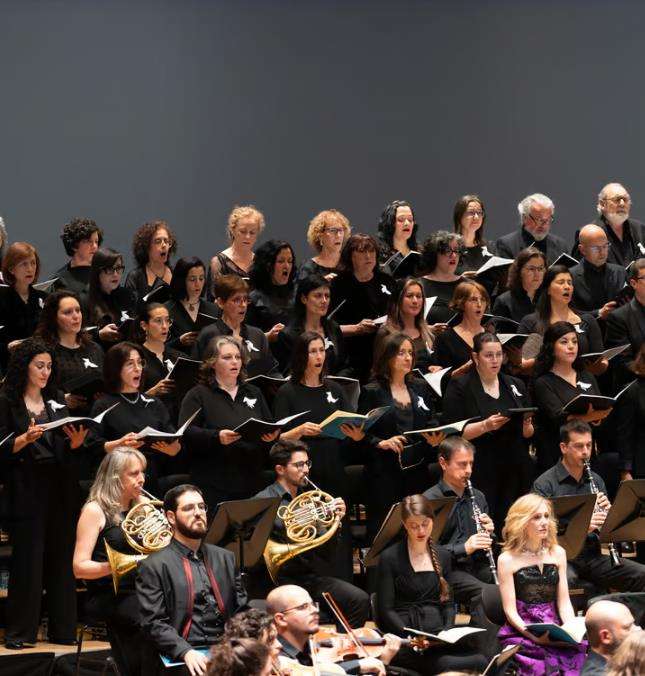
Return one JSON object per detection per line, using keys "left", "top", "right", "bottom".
{"left": 498, "top": 563, "right": 587, "bottom": 676}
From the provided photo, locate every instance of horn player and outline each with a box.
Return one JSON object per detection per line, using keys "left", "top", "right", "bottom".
{"left": 254, "top": 439, "right": 370, "bottom": 629}
{"left": 73, "top": 447, "right": 149, "bottom": 676}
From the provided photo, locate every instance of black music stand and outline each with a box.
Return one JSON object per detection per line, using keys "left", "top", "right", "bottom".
{"left": 550, "top": 494, "right": 596, "bottom": 560}
{"left": 205, "top": 497, "right": 281, "bottom": 577}
{"left": 599, "top": 479, "right": 645, "bottom": 544}
{"left": 363, "top": 496, "right": 456, "bottom": 566}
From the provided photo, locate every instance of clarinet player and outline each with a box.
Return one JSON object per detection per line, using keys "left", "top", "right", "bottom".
{"left": 423, "top": 436, "right": 500, "bottom": 654}
{"left": 532, "top": 420, "right": 645, "bottom": 593}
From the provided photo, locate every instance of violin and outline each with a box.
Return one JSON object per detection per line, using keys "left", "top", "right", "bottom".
{"left": 276, "top": 656, "right": 345, "bottom": 675}
{"left": 314, "top": 625, "right": 430, "bottom": 661}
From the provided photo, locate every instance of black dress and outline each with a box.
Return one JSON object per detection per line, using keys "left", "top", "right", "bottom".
{"left": 0, "top": 393, "right": 79, "bottom": 644}
{"left": 53, "top": 340, "right": 105, "bottom": 406}
{"left": 421, "top": 278, "right": 463, "bottom": 325}
{"left": 88, "top": 393, "right": 178, "bottom": 495}
{"left": 442, "top": 370, "right": 534, "bottom": 529}
{"left": 165, "top": 298, "right": 219, "bottom": 355}
{"left": 80, "top": 286, "right": 138, "bottom": 340}
{"left": 518, "top": 312, "right": 604, "bottom": 356}
{"left": 431, "top": 327, "right": 477, "bottom": 370}
{"left": 532, "top": 370, "right": 601, "bottom": 474}
{"left": 0, "top": 285, "right": 47, "bottom": 370}
{"left": 139, "top": 343, "right": 184, "bottom": 427}
{"left": 492, "top": 289, "right": 537, "bottom": 324}
{"left": 358, "top": 378, "right": 439, "bottom": 538}
{"left": 330, "top": 271, "right": 397, "bottom": 382}
{"left": 179, "top": 382, "right": 274, "bottom": 511}
{"left": 124, "top": 267, "right": 169, "bottom": 301}
{"left": 377, "top": 540, "right": 487, "bottom": 675}
{"left": 247, "top": 285, "right": 296, "bottom": 332}
{"left": 613, "top": 376, "right": 645, "bottom": 478}
{"left": 296, "top": 258, "right": 338, "bottom": 283}
{"left": 52, "top": 262, "right": 92, "bottom": 295}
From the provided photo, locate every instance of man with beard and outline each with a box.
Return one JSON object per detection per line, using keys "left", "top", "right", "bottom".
{"left": 573, "top": 182, "right": 645, "bottom": 268}
{"left": 582, "top": 600, "right": 638, "bottom": 675}
{"left": 495, "top": 193, "right": 569, "bottom": 265}
{"left": 137, "top": 484, "right": 247, "bottom": 676}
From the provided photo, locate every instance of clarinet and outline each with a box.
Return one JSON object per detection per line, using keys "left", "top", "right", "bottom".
{"left": 465, "top": 479, "right": 499, "bottom": 584}
{"left": 583, "top": 460, "right": 622, "bottom": 567}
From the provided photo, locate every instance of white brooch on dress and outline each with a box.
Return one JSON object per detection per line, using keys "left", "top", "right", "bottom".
{"left": 243, "top": 397, "right": 257, "bottom": 409}
{"left": 82, "top": 357, "right": 98, "bottom": 369}
{"left": 326, "top": 391, "right": 338, "bottom": 404}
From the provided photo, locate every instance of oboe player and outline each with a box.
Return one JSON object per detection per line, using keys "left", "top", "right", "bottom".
{"left": 532, "top": 420, "right": 645, "bottom": 593}
{"left": 423, "top": 436, "right": 500, "bottom": 654}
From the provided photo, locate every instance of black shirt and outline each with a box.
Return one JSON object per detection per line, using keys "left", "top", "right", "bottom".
{"left": 570, "top": 259, "right": 626, "bottom": 316}
{"left": 125, "top": 266, "right": 169, "bottom": 301}
{"left": 518, "top": 312, "right": 604, "bottom": 356}
{"left": 0, "top": 285, "right": 47, "bottom": 369}
{"left": 421, "top": 278, "right": 463, "bottom": 325}
{"left": 166, "top": 298, "right": 219, "bottom": 355}
{"left": 53, "top": 262, "right": 92, "bottom": 295}
{"left": 492, "top": 289, "right": 537, "bottom": 324}
{"left": 277, "top": 635, "right": 361, "bottom": 674}
{"left": 247, "top": 285, "right": 295, "bottom": 332}
{"left": 580, "top": 649, "right": 608, "bottom": 676}
{"left": 593, "top": 215, "right": 645, "bottom": 268}
{"left": 432, "top": 327, "right": 477, "bottom": 369}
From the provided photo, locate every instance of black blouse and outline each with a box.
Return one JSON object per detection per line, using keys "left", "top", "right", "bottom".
{"left": 247, "top": 285, "right": 296, "bottom": 332}
{"left": 165, "top": 298, "right": 219, "bottom": 355}
{"left": 53, "top": 340, "right": 105, "bottom": 411}
{"left": 518, "top": 312, "right": 604, "bottom": 356}
{"left": 81, "top": 286, "right": 138, "bottom": 330}
{"left": 179, "top": 381, "right": 273, "bottom": 495}
{"left": 432, "top": 327, "right": 478, "bottom": 370}
{"left": 610, "top": 376, "right": 645, "bottom": 477}
{"left": 296, "top": 258, "right": 338, "bottom": 283}
{"left": 492, "top": 289, "right": 537, "bottom": 324}
{"left": 421, "top": 278, "right": 463, "bottom": 325}
{"left": 376, "top": 539, "right": 454, "bottom": 636}
{"left": 0, "top": 285, "right": 47, "bottom": 370}
{"left": 139, "top": 343, "right": 184, "bottom": 424}
{"left": 124, "top": 267, "right": 169, "bottom": 301}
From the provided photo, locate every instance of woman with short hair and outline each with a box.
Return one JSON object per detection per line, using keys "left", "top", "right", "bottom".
{"left": 125, "top": 220, "right": 176, "bottom": 299}
{"left": 297, "top": 208, "right": 350, "bottom": 282}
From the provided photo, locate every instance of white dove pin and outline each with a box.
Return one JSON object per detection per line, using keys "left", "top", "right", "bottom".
{"left": 243, "top": 397, "right": 257, "bottom": 409}
{"left": 481, "top": 245, "right": 493, "bottom": 257}
{"left": 381, "top": 284, "right": 391, "bottom": 295}
{"left": 82, "top": 357, "right": 98, "bottom": 369}
{"left": 417, "top": 396, "right": 429, "bottom": 411}
{"left": 245, "top": 340, "right": 260, "bottom": 353}
{"left": 578, "top": 381, "right": 592, "bottom": 391}
{"left": 511, "top": 384, "right": 523, "bottom": 397}
{"left": 324, "top": 337, "right": 334, "bottom": 350}
{"left": 38, "top": 297, "right": 44, "bottom": 309}
{"left": 326, "top": 391, "right": 338, "bottom": 404}
{"left": 639, "top": 242, "right": 645, "bottom": 255}
{"left": 48, "top": 399, "right": 66, "bottom": 411}
{"left": 141, "top": 395, "right": 154, "bottom": 405}
{"left": 120, "top": 311, "right": 132, "bottom": 322}
{"left": 574, "top": 324, "right": 584, "bottom": 334}
{"left": 165, "top": 359, "right": 174, "bottom": 371}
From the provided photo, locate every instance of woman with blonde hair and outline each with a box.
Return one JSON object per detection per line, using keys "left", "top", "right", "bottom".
{"left": 497, "top": 493, "right": 587, "bottom": 675}
{"left": 73, "top": 447, "right": 148, "bottom": 675}
{"left": 297, "top": 208, "right": 351, "bottom": 282}
{"left": 607, "top": 630, "right": 645, "bottom": 676}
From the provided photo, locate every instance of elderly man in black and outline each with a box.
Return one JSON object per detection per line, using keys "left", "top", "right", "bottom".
{"left": 137, "top": 484, "right": 247, "bottom": 676}
{"left": 570, "top": 224, "right": 626, "bottom": 320}
{"left": 422, "top": 436, "right": 499, "bottom": 654}
{"left": 532, "top": 420, "right": 645, "bottom": 596}
{"left": 495, "top": 193, "right": 568, "bottom": 265}
{"left": 575, "top": 182, "right": 645, "bottom": 268}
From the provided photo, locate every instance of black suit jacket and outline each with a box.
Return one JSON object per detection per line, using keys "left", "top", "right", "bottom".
{"left": 570, "top": 260, "right": 626, "bottom": 315}
{"left": 605, "top": 298, "right": 645, "bottom": 385}
{"left": 571, "top": 216, "right": 645, "bottom": 267}
{"left": 137, "top": 539, "right": 247, "bottom": 662}
{"left": 494, "top": 227, "right": 568, "bottom": 265}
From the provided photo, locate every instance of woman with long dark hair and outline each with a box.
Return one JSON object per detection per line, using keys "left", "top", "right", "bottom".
{"left": 330, "top": 234, "right": 397, "bottom": 382}
{"left": 247, "top": 239, "right": 296, "bottom": 339}
{"left": 274, "top": 273, "right": 346, "bottom": 376}
{"left": 83, "top": 247, "right": 137, "bottom": 345}
{"left": 532, "top": 321, "right": 609, "bottom": 474}
{"left": 442, "top": 332, "right": 534, "bottom": 528}
{"left": 73, "top": 448, "right": 147, "bottom": 675}
{"left": 166, "top": 256, "right": 219, "bottom": 354}
{"left": 0, "top": 339, "right": 88, "bottom": 649}
{"left": 376, "top": 200, "right": 420, "bottom": 276}
{"left": 493, "top": 247, "right": 546, "bottom": 323}
{"left": 377, "top": 494, "right": 488, "bottom": 674}
{"left": 518, "top": 265, "right": 607, "bottom": 376}
{"left": 453, "top": 194, "right": 496, "bottom": 275}
{"left": 87, "top": 341, "right": 180, "bottom": 495}
{"left": 375, "top": 277, "right": 437, "bottom": 374}
{"left": 0, "top": 242, "right": 48, "bottom": 370}
{"left": 125, "top": 220, "right": 176, "bottom": 299}
{"left": 359, "top": 332, "right": 443, "bottom": 538}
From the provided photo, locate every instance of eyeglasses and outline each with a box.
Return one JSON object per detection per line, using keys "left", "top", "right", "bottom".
{"left": 438, "top": 246, "right": 466, "bottom": 256}
{"left": 588, "top": 244, "right": 609, "bottom": 254}
{"left": 289, "top": 460, "right": 313, "bottom": 470}
{"left": 124, "top": 359, "right": 146, "bottom": 369}
{"left": 153, "top": 237, "right": 171, "bottom": 246}
{"left": 464, "top": 210, "right": 484, "bottom": 218}
{"left": 528, "top": 213, "right": 554, "bottom": 227}
{"left": 228, "top": 296, "right": 249, "bottom": 305}
{"left": 281, "top": 601, "right": 319, "bottom": 614}
{"left": 102, "top": 265, "right": 125, "bottom": 275}
{"left": 324, "top": 227, "right": 345, "bottom": 236}
{"left": 524, "top": 265, "right": 546, "bottom": 274}
{"left": 602, "top": 195, "right": 631, "bottom": 205}
{"left": 149, "top": 317, "right": 173, "bottom": 326}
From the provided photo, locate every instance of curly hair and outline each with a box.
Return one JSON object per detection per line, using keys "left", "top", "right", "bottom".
{"left": 227, "top": 205, "right": 265, "bottom": 242}
{"left": 207, "top": 637, "right": 269, "bottom": 676}
{"left": 420, "top": 231, "right": 464, "bottom": 275}
{"left": 34, "top": 290, "right": 91, "bottom": 347}
{"left": 2, "top": 242, "right": 41, "bottom": 285}
{"left": 170, "top": 256, "right": 205, "bottom": 301}
{"left": 132, "top": 220, "right": 177, "bottom": 267}
{"left": 453, "top": 194, "right": 486, "bottom": 245}
{"left": 199, "top": 335, "right": 247, "bottom": 386}
{"left": 248, "top": 240, "right": 296, "bottom": 292}
{"left": 223, "top": 608, "right": 275, "bottom": 641}
{"left": 4, "top": 338, "right": 58, "bottom": 406}
{"left": 507, "top": 247, "right": 547, "bottom": 296}
{"left": 377, "top": 200, "right": 419, "bottom": 251}
{"left": 502, "top": 493, "right": 558, "bottom": 554}
{"left": 60, "top": 217, "right": 103, "bottom": 257}
{"left": 534, "top": 321, "right": 583, "bottom": 377}
{"left": 306, "top": 209, "right": 351, "bottom": 252}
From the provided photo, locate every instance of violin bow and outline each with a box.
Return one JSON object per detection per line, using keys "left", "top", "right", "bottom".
{"left": 321, "top": 592, "right": 370, "bottom": 659}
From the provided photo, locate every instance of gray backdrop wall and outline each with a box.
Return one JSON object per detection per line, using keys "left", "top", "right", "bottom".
{"left": 0, "top": 0, "right": 642, "bottom": 273}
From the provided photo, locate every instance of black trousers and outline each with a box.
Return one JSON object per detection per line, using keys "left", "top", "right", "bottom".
{"left": 573, "top": 549, "right": 645, "bottom": 592}
{"left": 391, "top": 642, "right": 488, "bottom": 675}
{"left": 448, "top": 562, "right": 500, "bottom": 657}
{"left": 5, "top": 462, "right": 79, "bottom": 643}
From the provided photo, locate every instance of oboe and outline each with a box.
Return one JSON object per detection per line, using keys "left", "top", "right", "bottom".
{"left": 465, "top": 479, "right": 499, "bottom": 584}
{"left": 583, "top": 459, "right": 622, "bottom": 567}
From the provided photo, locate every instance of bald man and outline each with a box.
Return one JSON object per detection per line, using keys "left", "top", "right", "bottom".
{"left": 267, "top": 584, "right": 401, "bottom": 675}
{"left": 581, "top": 600, "right": 638, "bottom": 675}
{"left": 573, "top": 182, "right": 645, "bottom": 267}
{"left": 570, "top": 224, "right": 626, "bottom": 318}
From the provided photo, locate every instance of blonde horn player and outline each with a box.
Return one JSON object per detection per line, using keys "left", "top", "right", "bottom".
{"left": 255, "top": 439, "right": 369, "bottom": 628}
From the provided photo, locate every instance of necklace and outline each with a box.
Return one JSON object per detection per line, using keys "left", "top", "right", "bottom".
{"left": 120, "top": 392, "right": 140, "bottom": 405}
{"left": 521, "top": 542, "right": 548, "bottom": 556}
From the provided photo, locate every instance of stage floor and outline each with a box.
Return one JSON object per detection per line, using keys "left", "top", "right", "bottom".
{"left": 0, "top": 639, "right": 109, "bottom": 657}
